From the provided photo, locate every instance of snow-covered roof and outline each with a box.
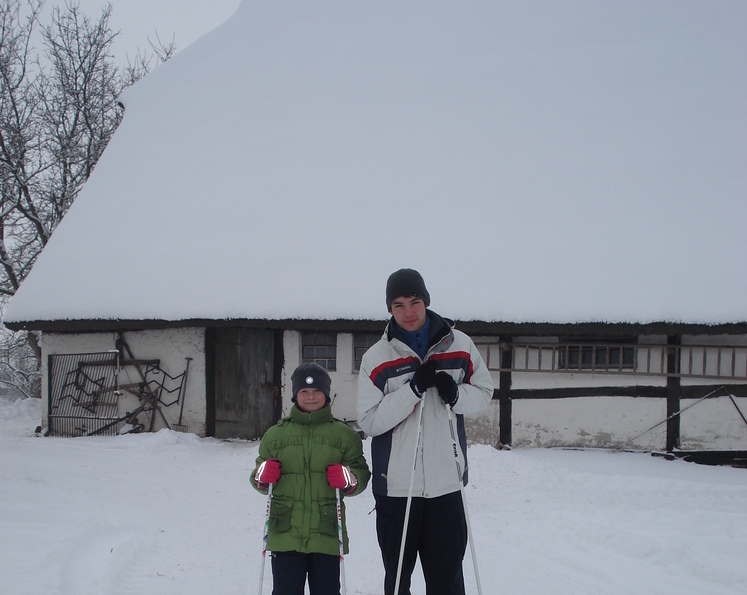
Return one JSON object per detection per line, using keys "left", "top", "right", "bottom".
{"left": 5, "top": 1, "right": 746, "bottom": 328}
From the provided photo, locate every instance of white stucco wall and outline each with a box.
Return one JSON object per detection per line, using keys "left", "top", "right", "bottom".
{"left": 679, "top": 395, "right": 747, "bottom": 449}
{"left": 39, "top": 328, "right": 747, "bottom": 450}
{"left": 467, "top": 334, "right": 747, "bottom": 450}
{"left": 468, "top": 393, "right": 747, "bottom": 451}
{"left": 280, "top": 331, "right": 747, "bottom": 451}
{"left": 42, "top": 328, "right": 206, "bottom": 435}
{"left": 510, "top": 397, "right": 668, "bottom": 450}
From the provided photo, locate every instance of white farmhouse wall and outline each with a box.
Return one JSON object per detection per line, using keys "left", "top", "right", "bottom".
{"left": 281, "top": 331, "right": 300, "bottom": 416}
{"left": 511, "top": 397, "right": 668, "bottom": 450}
{"left": 42, "top": 329, "right": 206, "bottom": 435}
{"left": 512, "top": 372, "right": 667, "bottom": 391}
{"left": 680, "top": 395, "right": 747, "bottom": 449}
{"left": 466, "top": 397, "right": 673, "bottom": 450}
{"left": 469, "top": 334, "right": 747, "bottom": 449}
{"left": 468, "top": 393, "right": 747, "bottom": 450}
{"left": 281, "top": 330, "right": 747, "bottom": 450}
{"left": 38, "top": 328, "right": 747, "bottom": 450}
{"left": 464, "top": 400, "right": 501, "bottom": 446}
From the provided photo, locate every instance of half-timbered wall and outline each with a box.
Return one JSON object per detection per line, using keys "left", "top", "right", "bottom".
{"left": 282, "top": 331, "right": 747, "bottom": 451}
{"left": 37, "top": 328, "right": 747, "bottom": 451}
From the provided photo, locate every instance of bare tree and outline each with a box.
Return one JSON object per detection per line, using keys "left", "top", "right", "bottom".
{"left": 0, "top": 0, "right": 173, "bottom": 398}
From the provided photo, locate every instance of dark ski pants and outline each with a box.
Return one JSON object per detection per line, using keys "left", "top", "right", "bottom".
{"left": 375, "top": 491, "right": 468, "bottom": 595}
{"left": 270, "top": 551, "right": 340, "bottom": 595}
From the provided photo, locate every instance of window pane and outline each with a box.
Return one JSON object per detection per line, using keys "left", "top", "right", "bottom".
{"left": 557, "top": 339, "right": 636, "bottom": 371}
{"left": 623, "top": 347, "right": 635, "bottom": 367}
{"left": 301, "top": 332, "right": 337, "bottom": 371}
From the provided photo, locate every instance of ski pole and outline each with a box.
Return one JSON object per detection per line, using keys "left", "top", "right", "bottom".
{"left": 336, "top": 488, "right": 347, "bottom": 595}
{"left": 258, "top": 483, "right": 273, "bottom": 595}
{"left": 394, "top": 397, "right": 425, "bottom": 595}
{"left": 446, "top": 406, "right": 483, "bottom": 595}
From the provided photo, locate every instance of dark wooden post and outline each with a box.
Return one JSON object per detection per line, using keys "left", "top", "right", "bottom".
{"left": 666, "top": 334, "right": 681, "bottom": 451}
{"left": 498, "top": 336, "right": 513, "bottom": 448}
{"left": 205, "top": 328, "right": 216, "bottom": 437}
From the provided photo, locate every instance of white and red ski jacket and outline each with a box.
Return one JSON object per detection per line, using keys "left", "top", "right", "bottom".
{"left": 356, "top": 311, "right": 494, "bottom": 498}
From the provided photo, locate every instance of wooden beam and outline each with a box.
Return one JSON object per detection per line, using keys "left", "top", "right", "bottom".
{"left": 666, "top": 335, "right": 681, "bottom": 451}
{"left": 509, "top": 386, "right": 669, "bottom": 399}
{"left": 498, "top": 337, "right": 512, "bottom": 447}
{"left": 507, "top": 384, "right": 747, "bottom": 399}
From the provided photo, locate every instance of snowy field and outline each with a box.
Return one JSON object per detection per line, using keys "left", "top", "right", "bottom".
{"left": 1, "top": 395, "right": 746, "bottom": 595}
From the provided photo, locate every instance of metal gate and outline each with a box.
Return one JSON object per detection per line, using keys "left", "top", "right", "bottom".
{"left": 48, "top": 352, "right": 120, "bottom": 436}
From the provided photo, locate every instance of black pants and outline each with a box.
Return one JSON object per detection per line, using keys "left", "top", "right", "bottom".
{"left": 375, "top": 491, "right": 468, "bottom": 595}
{"left": 270, "top": 551, "right": 340, "bottom": 595}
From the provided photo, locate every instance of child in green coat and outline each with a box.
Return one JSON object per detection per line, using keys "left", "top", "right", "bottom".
{"left": 251, "top": 363, "right": 370, "bottom": 595}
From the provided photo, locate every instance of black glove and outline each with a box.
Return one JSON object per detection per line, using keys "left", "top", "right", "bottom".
{"left": 410, "top": 360, "right": 437, "bottom": 398}
{"left": 434, "top": 372, "right": 458, "bottom": 407}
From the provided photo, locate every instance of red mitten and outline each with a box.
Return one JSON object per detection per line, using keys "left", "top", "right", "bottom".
{"left": 255, "top": 459, "right": 281, "bottom": 486}
{"left": 327, "top": 464, "right": 357, "bottom": 492}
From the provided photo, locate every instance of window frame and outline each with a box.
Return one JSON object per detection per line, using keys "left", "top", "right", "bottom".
{"left": 300, "top": 332, "right": 338, "bottom": 371}
{"left": 557, "top": 337, "right": 636, "bottom": 372}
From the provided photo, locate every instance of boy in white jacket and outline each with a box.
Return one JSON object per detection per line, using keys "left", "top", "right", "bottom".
{"left": 357, "top": 268, "right": 494, "bottom": 595}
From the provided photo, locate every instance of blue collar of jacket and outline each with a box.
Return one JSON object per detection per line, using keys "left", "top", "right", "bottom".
{"left": 387, "top": 309, "right": 454, "bottom": 354}
{"left": 393, "top": 315, "right": 430, "bottom": 358}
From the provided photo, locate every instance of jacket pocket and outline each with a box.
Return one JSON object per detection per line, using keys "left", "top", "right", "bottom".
{"left": 319, "top": 502, "right": 338, "bottom": 537}
{"left": 270, "top": 501, "right": 292, "bottom": 533}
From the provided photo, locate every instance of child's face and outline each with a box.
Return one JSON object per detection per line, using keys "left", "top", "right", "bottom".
{"left": 295, "top": 388, "right": 327, "bottom": 412}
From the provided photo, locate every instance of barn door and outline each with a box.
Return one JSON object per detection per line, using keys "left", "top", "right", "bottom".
{"left": 213, "top": 328, "right": 277, "bottom": 439}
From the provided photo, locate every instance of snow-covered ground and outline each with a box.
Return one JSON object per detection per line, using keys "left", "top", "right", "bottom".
{"left": 1, "top": 395, "right": 745, "bottom": 595}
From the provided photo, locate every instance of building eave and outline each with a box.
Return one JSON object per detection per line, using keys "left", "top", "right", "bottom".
{"left": 6, "top": 317, "right": 747, "bottom": 337}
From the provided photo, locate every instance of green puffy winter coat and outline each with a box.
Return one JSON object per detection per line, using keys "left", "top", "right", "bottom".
{"left": 251, "top": 404, "right": 370, "bottom": 555}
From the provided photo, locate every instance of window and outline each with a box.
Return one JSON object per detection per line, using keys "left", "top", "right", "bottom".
{"left": 301, "top": 332, "right": 337, "bottom": 371}
{"left": 353, "top": 333, "right": 380, "bottom": 372}
{"left": 557, "top": 339, "right": 635, "bottom": 371}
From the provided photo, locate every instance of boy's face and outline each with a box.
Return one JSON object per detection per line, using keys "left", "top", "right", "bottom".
{"left": 390, "top": 296, "right": 427, "bottom": 332}
{"left": 295, "top": 387, "right": 327, "bottom": 412}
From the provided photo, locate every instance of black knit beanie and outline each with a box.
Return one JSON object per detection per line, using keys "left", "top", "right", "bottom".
{"left": 386, "top": 268, "right": 430, "bottom": 311}
{"left": 291, "top": 363, "right": 331, "bottom": 404}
